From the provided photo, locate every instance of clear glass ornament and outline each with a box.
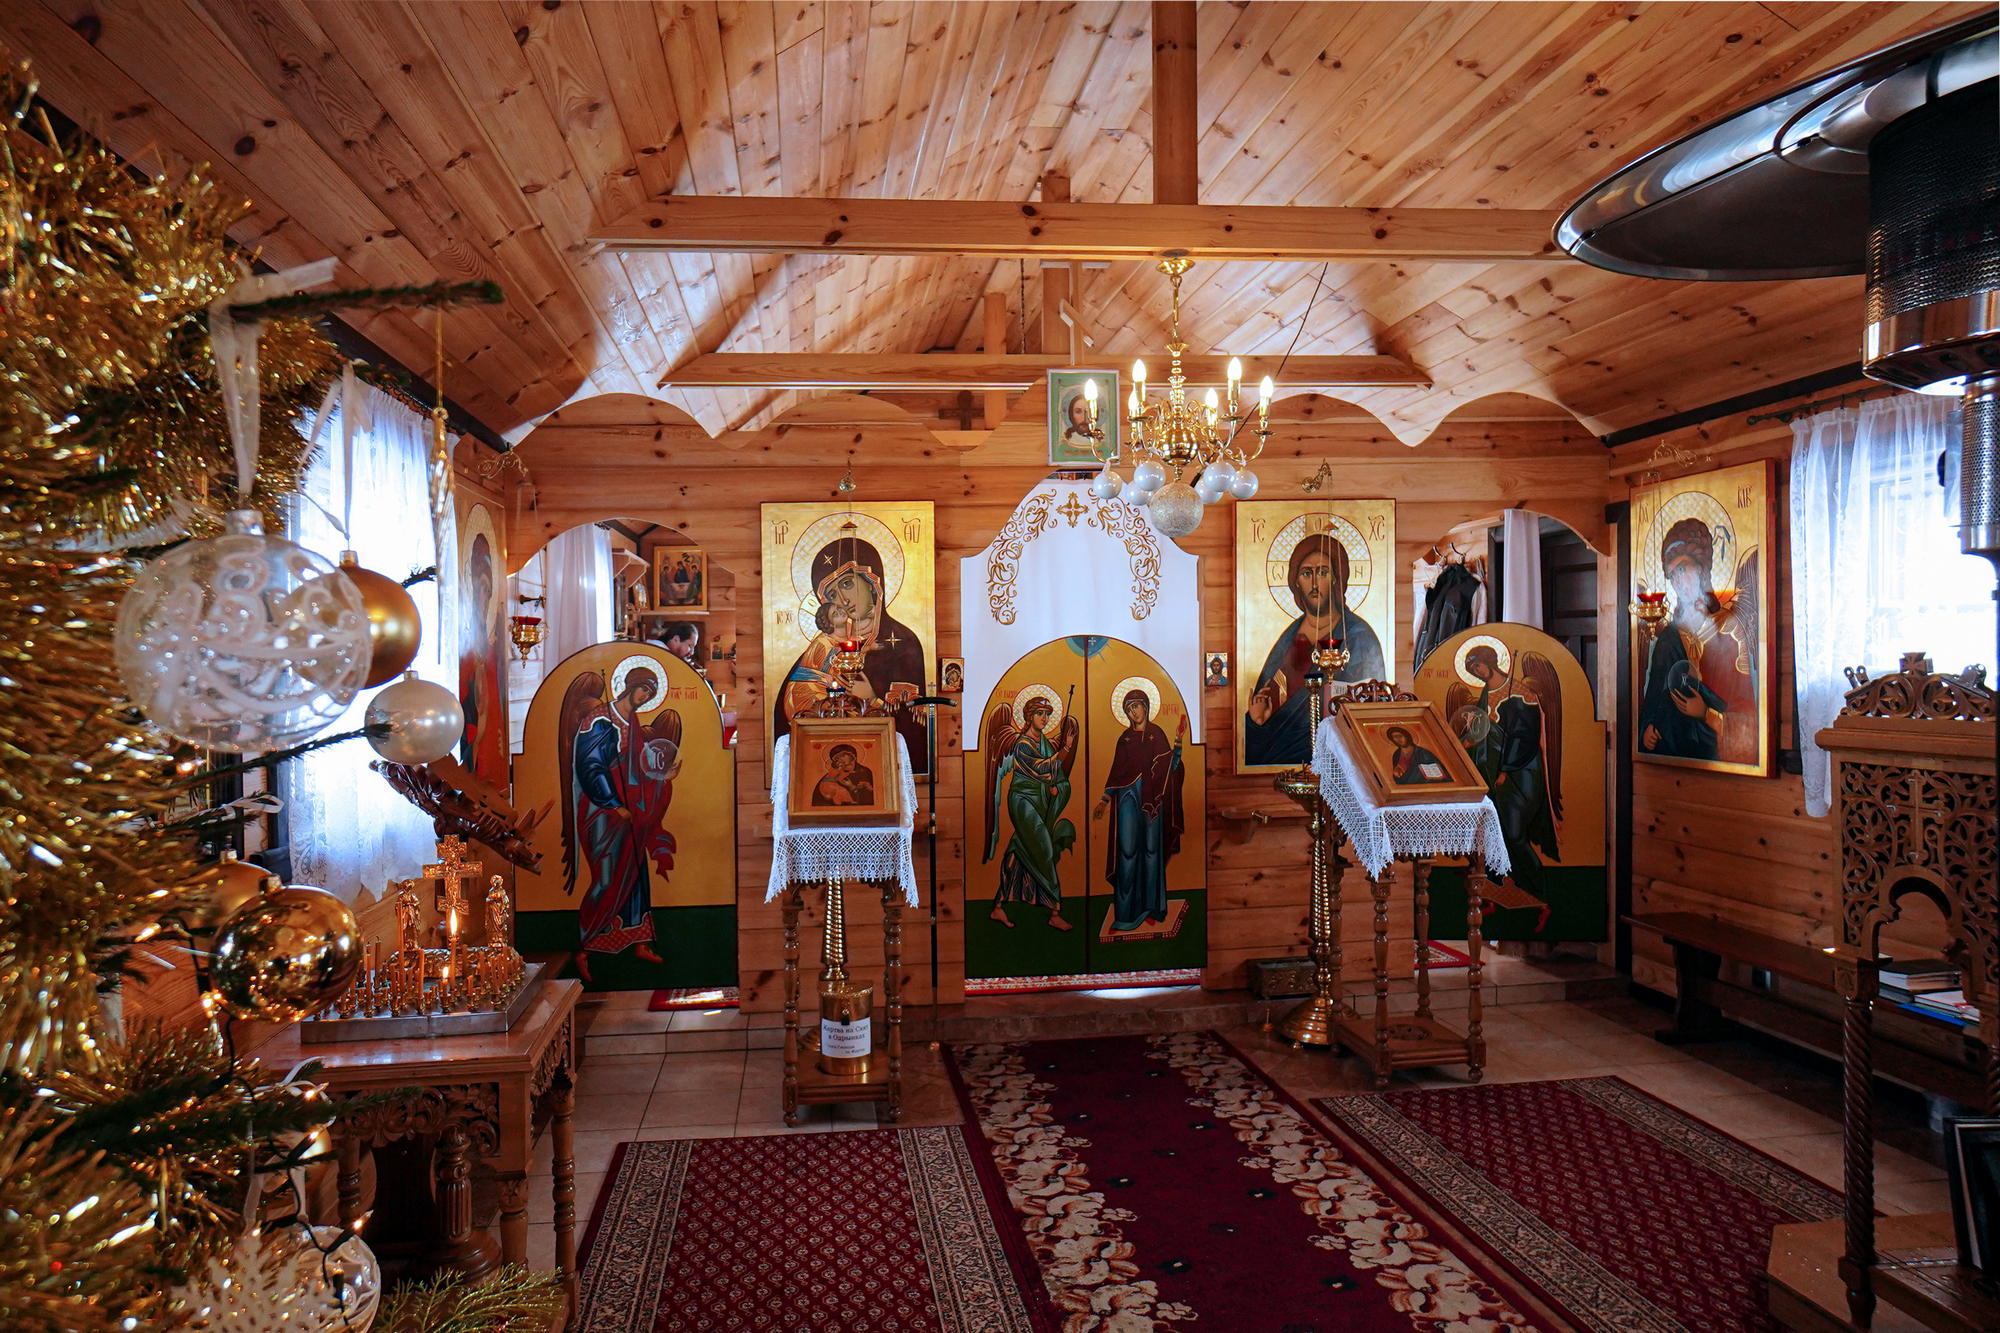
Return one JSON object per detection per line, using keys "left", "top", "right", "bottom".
{"left": 173, "top": 1222, "right": 380, "bottom": 1332}
{"left": 115, "top": 510, "right": 370, "bottom": 752}
{"left": 1090, "top": 468, "right": 1124, "bottom": 500}
{"left": 1148, "top": 481, "right": 1204, "bottom": 539}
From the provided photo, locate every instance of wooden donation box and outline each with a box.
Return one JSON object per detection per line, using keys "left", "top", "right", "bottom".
{"left": 1281, "top": 691, "right": 1501, "bottom": 1087}
{"left": 768, "top": 727, "right": 916, "bottom": 1126}
{"left": 1769, "top": 653, "right": 1997, "bottom": 1333}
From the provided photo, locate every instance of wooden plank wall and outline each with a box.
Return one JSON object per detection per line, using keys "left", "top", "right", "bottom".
{"left": 1606, "top": 383, "right": 1953, "bottom": 998}
{"left": 509, "top": 398, "right": 1609, "bottom": 1010}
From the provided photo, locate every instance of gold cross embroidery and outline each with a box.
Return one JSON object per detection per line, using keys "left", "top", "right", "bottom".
{"left": 1056, "top": 493, "right": 1089, "bottom": 528}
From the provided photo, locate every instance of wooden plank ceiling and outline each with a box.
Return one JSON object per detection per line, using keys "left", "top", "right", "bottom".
{"left": 4, "top": 0, "right": 1982, "bottom": 445}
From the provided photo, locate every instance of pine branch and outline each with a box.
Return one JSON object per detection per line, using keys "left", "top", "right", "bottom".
{"left": 229, "top": 279, "right": 504, "bottom": 323}
{"left": 376, "top": 1265, "right": 567, "bottom": 1333}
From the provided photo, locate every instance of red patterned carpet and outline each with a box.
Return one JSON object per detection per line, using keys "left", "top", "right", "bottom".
{"left": 1319, "top": 1078, "right": 1844, "bottom": 1333}
{"left": 947, "top": 1031, "right": 1555, "bottom": 1332}
{"left": 574, "top": 1127, "right": 1041, "bottom": 1333}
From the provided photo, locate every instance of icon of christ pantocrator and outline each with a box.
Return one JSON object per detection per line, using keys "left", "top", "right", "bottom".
{"left": 556, "top": 664, "right": 681, "bottom": 981}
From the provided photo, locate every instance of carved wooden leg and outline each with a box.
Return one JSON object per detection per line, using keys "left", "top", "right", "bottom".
{"left": 1371, "top": 871, "right": 1391, "bottom": 1088}
{"left": 1832, "top": 947, "right": 1880, "bottom": 1331}
{"left": 336, "top": 1132, "right": 365, "bottom": 1235}
{"left": 553, "top": 1066, "right": 578, "bottom": 1322}
{"left": 1466, "top": 866, "right": 1486, "bottom": 1081}
{"left": 782, "top": 885, "right": 802, "bottom": 1127}
{"left": 497, "top": 1175, "right": 528, "bottom": 1267}
{"left": 426, "top": 1123, "right": 498, "bottom": 1279}
{"left": 884, "top": 884, "right": 904, "bottom": 1124}
{"left": 1413, "top": 861, "right": 1433, "bottom": 1022}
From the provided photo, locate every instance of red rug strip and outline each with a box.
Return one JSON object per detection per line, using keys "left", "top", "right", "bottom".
{"left": 946, "top": 1031, "right": 1549, "bottom": 1332}
{"left": 1318, "top": 1078, "right": 1844, "bottom": 1333}
{"left": 574, "top": 1127, "right": 1042, "bottom": 1333}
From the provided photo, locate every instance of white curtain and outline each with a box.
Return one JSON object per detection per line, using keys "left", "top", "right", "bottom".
{"left": 545, "top": 524, "right": 614, "bottom": 668}
{"left": 1501, "top": 508, "right": 1544, "bottom": 627}
{"left": 1790, "top": 393, "right": 1993, "bottom": 816}
{"left": 287, "top": 383, "right": 459, "bottom": 902}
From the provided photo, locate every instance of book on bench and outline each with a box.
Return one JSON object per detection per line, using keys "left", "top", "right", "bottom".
{"left": 1879, "top": 958, "right": 1959, "bottom": 991}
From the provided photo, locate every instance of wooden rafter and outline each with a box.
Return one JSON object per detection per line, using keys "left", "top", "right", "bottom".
{"left": 592, "top": 197, "right": 1566, "bottom": 264}
{"left": 656, "top": 353, "right": 1431, "bottom": 391}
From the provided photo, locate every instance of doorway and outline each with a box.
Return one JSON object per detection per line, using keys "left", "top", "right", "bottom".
{"left": 964, "top": 636, "right": 1207, "bottom": 986}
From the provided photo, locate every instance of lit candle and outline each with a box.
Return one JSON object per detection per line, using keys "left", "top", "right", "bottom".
{"left": 1132, "top": 358, "right": 1146, "bottom": 387}
{"left": 1203, "top": 386, "right": 1219, "bottom": 425}
{"left": 1227, "top": 356, "right": 1242, "bottom": 386}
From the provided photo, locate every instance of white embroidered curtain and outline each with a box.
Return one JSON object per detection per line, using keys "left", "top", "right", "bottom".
{"left": 288, "top": 384, "right": 459, "bottom": 902}
{"left": 1790, "top": 393, "right": 1993, "bottom": 816}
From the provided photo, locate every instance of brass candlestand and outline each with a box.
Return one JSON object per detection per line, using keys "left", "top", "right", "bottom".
{"left": 1275, "top": 641, "right": 1350, "bottom": 1046}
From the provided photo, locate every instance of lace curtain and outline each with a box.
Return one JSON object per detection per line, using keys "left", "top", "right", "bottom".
{"left": 1790, "top": 393, "right": 1993, "bottom": 816}
{"left": 546, "top": 524, "right": 613, "bottom": 669}
{"left": 287, "top": 385, "right": 458, "bottom": 902}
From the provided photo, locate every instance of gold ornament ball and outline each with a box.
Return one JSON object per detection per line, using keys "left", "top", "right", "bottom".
{"left": 183, "top": 851, "right": 280, "bottom": 935}
{"left": 340, "top": 552, "right": 423, "bottom": 688}
{"left": 210, "top": 885, "right": 362, "bottom": 1022}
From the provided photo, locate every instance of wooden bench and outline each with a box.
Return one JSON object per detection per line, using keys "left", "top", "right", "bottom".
{"left": 1625, "top": 912, "right": 1987, "bottom": 1108}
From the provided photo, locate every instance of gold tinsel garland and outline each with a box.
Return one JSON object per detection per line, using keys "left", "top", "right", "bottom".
{"left": 1, "top": 50, "right": 559, "bottom": 1333}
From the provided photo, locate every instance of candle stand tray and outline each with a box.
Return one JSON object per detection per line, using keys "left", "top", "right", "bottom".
{"left": 300, "top": 962, "right": 548, "bottom": 1044}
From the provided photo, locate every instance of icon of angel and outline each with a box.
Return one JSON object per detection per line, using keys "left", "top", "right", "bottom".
{"left": 982, "top": 686, "right": 1081, "bottom": 931}
{"left": 1447, "top": 642, "right": 1562, "bottom": 932}
{"left": 556, "top": 663, "right": 682, "bottom": 980}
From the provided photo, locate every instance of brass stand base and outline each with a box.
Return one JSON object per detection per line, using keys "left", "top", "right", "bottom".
{"left": 1277, "top": 993, "right": 1342, "bottom": 1047}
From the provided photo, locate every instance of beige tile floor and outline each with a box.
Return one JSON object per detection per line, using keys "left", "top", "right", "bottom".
{"left": 517, "top": 994, "right": 1951, "bottom": 1270}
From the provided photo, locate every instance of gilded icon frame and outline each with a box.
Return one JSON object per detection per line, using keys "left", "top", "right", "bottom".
{"left": 787, "top": 715, "right": 903, "bottom": 827}
{"left": 1334, "top": 699, "right": 1488, "bottom": 807}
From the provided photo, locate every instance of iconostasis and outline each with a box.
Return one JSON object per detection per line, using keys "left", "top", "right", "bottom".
{"left": 966, "top": 636, "right": 1206, "bottom": 983}
{"left": 512, "top": 642, "right": 737, "bottom": 991}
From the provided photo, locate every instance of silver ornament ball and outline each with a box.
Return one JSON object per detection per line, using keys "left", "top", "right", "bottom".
{"left": 364, "top": 671, "right": 465, "bottom": 765}
{"left": 1131, "top": 458, "right": 1168, "bottom": 492}
{"left": 1229, "top": 468, "right": 1262, "bottom": 500}
{"left": 1089, "top": 469, "right": 1124, "bottom": 500}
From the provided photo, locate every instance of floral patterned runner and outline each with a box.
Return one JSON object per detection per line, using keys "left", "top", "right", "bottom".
{"left": 947, "top": 1031, "right": 1552, "bottom": 1332}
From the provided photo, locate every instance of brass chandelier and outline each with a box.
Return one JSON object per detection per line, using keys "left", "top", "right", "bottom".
{"left": 1084, "top": 258, "right": 1274, "bottom": 539}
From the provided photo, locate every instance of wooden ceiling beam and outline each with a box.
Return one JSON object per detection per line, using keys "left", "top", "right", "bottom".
{"left": 591, "top": 196, "right": 1564, "bottom": 264}
{"left": 657, "top": 353, "right": 1430, "bottom": 391}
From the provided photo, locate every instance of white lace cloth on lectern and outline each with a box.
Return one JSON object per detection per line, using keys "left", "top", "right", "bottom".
{"left": 765, "top": 734, "right": 920, "bottom": 906}
{"left": 1311, "top": 717, "right": 1511, "bottom": 880}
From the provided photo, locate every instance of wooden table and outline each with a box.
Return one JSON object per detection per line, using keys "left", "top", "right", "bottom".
{"left": 262, "top": 978, "right": 582, "bottom": 1317}
{"left": 779, "top": 879, "right": 904, "bottom": 1126}
{"left": 1769, "top": 1215, "right": 1999, "bottom": 1333}
{"left": 1329, "top": 853, "right": 1489, "bottom": 1087}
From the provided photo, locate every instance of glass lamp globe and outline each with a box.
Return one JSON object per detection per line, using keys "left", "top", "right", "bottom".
{"left": 1229, "top": 468, "right": 1262, "bottom": 500}
{"left": 1090, "top": 469, "right": 1124, "bottom": 500}
{"left": 115, "top": 509, "right": 372, "bottom": 752}
{"left": 1147, "top": 481, "right": 1204, "bottom": 539}
{"left": 1131, "top": 458, "right": 1167, "bottom": 492}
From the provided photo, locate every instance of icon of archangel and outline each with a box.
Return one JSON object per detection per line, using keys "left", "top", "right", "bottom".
{"left": 1445, "top": 636, "right": 1562, "bottom": 930}
{"left": 556, "top": 655, "right": 683, "bottom": 981}
{"left": 983, "top": 684, "right": 1081, "bottom": 931}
